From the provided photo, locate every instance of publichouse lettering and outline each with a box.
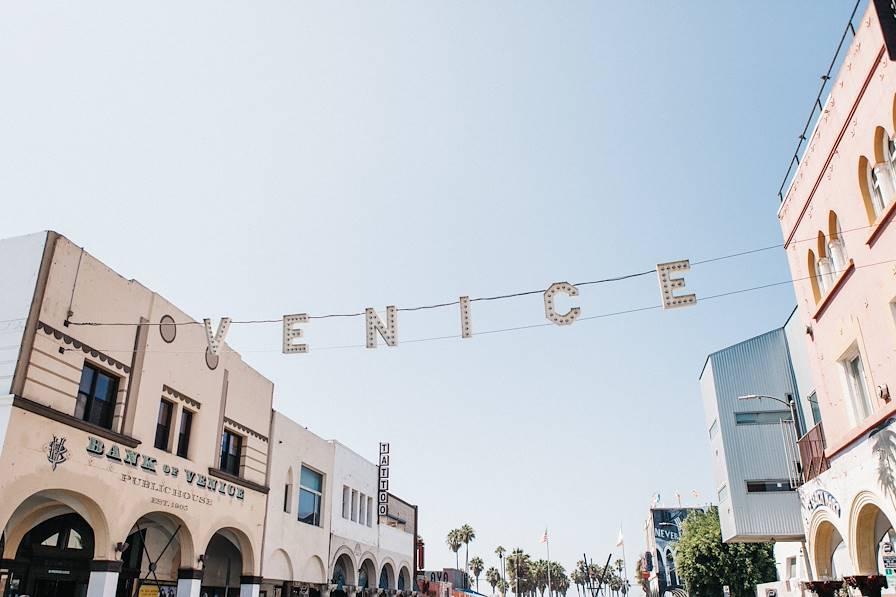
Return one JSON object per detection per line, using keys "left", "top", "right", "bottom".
{"left": 86, "top": 436, "right": 245, "bottom": 501}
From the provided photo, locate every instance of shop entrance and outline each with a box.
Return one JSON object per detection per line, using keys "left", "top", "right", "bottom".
{"left": 3, "top": 513, "right": 93, "bottom": 597}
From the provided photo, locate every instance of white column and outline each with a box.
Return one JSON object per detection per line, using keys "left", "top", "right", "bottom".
{"left": 177, "top": 577, "right": 202, "bottom": 597}
{"left": 240, "top": 581, "right": 261, "bottom": 597}
{"left": 86, "top": 570, "right": 119, "bottom": 597}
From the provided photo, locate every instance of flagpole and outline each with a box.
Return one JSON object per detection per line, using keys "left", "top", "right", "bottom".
{"left": 545, "top": 530, "right": 552, "bottom": 597}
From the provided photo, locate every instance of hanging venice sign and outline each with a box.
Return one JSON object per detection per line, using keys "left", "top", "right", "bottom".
{"left": 202, "top": 260, "right": 697, "bottom": 355}
{"left": 85, "top": 436, "right": 245, "bottom": 502}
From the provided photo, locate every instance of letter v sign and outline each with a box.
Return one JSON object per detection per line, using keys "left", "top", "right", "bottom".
{"left": 203, "top": 318, "right": 231, "bottom": 356}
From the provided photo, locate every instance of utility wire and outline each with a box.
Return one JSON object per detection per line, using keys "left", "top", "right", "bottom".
{"left": 66, "top": 223, "right": 877, "bottom": 328}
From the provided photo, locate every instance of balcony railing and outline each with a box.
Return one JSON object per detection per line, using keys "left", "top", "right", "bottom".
{"left": 798, "top": 422, "right": 830, "bottom": 483}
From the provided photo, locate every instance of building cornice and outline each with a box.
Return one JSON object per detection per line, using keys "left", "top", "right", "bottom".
{"left": 37, "top": 320, "right": 131, "bottom": 374}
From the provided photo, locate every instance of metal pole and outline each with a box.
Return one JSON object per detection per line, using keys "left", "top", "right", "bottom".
{"left": 545, "top": 534, "right": 552, "bottom": 597}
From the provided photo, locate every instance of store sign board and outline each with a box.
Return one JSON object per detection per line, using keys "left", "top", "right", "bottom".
{"left": 378, "top": 442, "right": 390, "bottom": 517}
{"left": 805, "top": 489, "right": 841, "bottom": 517}
{"left": 86, "top": 436, "right": 245, "bottom": 501}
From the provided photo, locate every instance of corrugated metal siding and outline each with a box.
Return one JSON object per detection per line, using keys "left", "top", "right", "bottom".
{"left": 702, "top": 327, "right": 805, "bottom": 541}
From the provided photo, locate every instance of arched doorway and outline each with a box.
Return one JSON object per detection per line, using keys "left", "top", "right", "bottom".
{"left": 398, "top": 566, "right": 411, "bottom": 591}
{"left": 331, "top": 552, "right": 356, "bottom": 597}
{"left": 6, "top": 513, "right": 94, "bottom": 597}
{"left": 854, "top": 500, "right": 896, "bottom": 574}
{"left": 379, "top": 562, "right": 395, "bottom": 590}
{"left": 116, "top": 512, "right": 194, "bottom": 597}
{"left": 814, "top": 519, "right": 848, "bottom": 578}
{"left": 358, "top": 558, "right": 376, "bottom": 590}
{"left": 201, "top": 528, "right": 252, "bottom": 597}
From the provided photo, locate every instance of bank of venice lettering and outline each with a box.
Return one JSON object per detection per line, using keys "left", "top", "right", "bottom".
{"left": 85, "top": 436, "right": 245, "bottom": 501}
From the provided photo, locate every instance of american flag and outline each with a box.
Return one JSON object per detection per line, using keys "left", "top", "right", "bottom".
{"left": 539, "top": 529, "right": 548, "bottom": 544}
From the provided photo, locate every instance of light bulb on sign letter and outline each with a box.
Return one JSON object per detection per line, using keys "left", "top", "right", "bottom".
{"left": 365, "top": 306, "right": 398, "bottom": 348}
{"left": 656, "top": 260, "right": 697, "bottom": 309}
{"left": 203, "top": 317, "right": 231, "bottom": 356}
{"left": 543, "top": 282, "right": 581, "bottom": 326}
{"left": 282, "top": 313, "right": 309, "bottom": 354}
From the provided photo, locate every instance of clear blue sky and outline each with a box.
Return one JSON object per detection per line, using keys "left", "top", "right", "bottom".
{"left": 0, "top": 0, "right": 854, "bottom": 585}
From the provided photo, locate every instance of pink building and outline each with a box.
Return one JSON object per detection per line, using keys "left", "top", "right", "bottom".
{"left": 778, "top": 0, "right": 896, "bottom": 585}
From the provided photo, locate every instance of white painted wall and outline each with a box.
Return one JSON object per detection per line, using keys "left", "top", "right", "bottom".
{"left": 262, "top": 411, "right": 334, "bottom": 584}
{"left": 0, "top": 231, "right": 46, "bottom": 395}
{"left": 331, "top": 441, "right": 378, "bottom": 546}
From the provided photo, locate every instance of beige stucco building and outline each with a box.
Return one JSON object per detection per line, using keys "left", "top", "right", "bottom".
{"left": 0, "top": 231, "right": 275, "bottom": 597}
{"left": 260, "top": 418, "right": 418, "bottom": 597}
{"left": 777, "top": 1, "right": 896, "bottom": 587}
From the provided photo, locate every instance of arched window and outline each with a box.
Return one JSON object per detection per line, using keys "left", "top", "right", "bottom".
{"left": 815, "top": 232, "right": 835, "bottom": 295}
{"left": 808, "top": 249, "right": 822, "bottom": 303}
{"left": 827, "top": 211, "right": 848, "bottom": 273}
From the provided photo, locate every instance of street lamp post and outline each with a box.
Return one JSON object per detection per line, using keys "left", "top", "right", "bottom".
{"left": 738, "top": 393, "right": 802, "bottom": 437}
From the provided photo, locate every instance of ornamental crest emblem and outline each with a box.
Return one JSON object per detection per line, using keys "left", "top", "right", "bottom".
{"left": 46, "top": 435, "right": 69, "bottom": 471}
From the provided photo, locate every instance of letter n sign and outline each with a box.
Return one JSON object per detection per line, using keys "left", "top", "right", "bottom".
{"left": 378, "top": 442, "right": 390, "bottom": 517}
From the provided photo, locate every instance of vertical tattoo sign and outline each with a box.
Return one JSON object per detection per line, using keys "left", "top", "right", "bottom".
{"left": 378, "top": 442, "right": 390, "bottom": 518}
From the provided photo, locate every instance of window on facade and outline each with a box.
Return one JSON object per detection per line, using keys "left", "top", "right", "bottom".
{"left": 343, "top": 485, "right": 350, "bottom": 519}
{"left": 219, "top": 430, "right": 243, "bottom": 475}
{"left": 827, "top": 213, "right": 848, "bottom": 274}
{"left": 785, "top": 556, "right": 797, "bottom": 579}
{"left": 869, "top": 159, "right": 895, "bottom": 218}
{"left": 284, "top": 480, "right": 292, "bottom": 513}
{"left": 298, "top": 465, "right": 323, "bottom": 526}
{"left": 717, "top": 484, "right": 729, "bottom": 503}
{"left": 844, "top": 351, "right": 874, "bottom": 421}
{"left": 176, "top": 409, "right": 193, "bottom": 459}
{"left": 351, "top": 490, "right": 358, "bottom": 522}
{"left": 746, "top": 480, "right": 793, "bottom": 493}
{"left": 359, "top": 493, "right": 366, "bottom": 525}
{"left": 154, "top": 399, "right": 174, "bottom": 451}
{"left": 808, "top": 392, "right": 822, "bottom": 426}
{"left": 734, "top": 411, "right": 792, "bottom": 425}
{"left": 367, "top": 496, "right": 373, "bottom": 527}
{"left": 74, "top": 363, "right": 119, "bottom": 430}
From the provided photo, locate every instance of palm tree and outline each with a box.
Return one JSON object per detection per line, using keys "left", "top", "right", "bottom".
{"left": 458, "top": 524, "right": 476, "bottom": 589}
{"left": 497, "top": 579, "right": 509, "bottom": 597}
{"left": 495, "top": 546, "right": 507, "bottom": 584}
{"left": 506, "top": 549, "right": 531, "bottom": 597}
{"left": 470, "top": 557, "right": 485, "bottom": 591}
{"left": 447, "top": 529, "right": 463, "bottom": 573}
{"left": 486, "top": 567, "right": 501, "bottom": 595}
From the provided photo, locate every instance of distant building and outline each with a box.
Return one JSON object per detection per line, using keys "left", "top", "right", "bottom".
{"left": 642, "top": 507, "right": 703, "bottom": 597}
{"left": 699, "top": 310, "right": 816, "bottom": 544}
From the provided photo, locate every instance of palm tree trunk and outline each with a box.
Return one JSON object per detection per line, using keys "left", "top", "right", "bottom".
{"left": 465, "top": 544, "right": 470, "bottom": 590}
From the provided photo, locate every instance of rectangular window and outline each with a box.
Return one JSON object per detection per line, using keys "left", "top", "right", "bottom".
{"left": 74, "top": 363, "right": 119, "bottom": 430}
{"left": 717, "top": 484, "right": 729, "bottom": 503}
{"left": 734, "top": 410, "right": 792, "bottom": 425}
{"left": 351, "top": 490, "right": 358, "bottom": 522}
{"left": 298, "top": 465, "right": 323, "bottom": 526}
{"left": 176, "top": 410, "right": 193, "bottom": 459}
{"left": 844, "top": 352, "right": 874, "bottom": 421}
{"left": 746, "top": 480, "right": 793, "bottom": 493}
{"left": 785, "top": 556, "right": 797, "bottom": 579}
{"left": 808, "top": 392, "right": 822, "bottom": 426}
{"left": 708, "top": 419, "right": 719, "bottom": 439}
{"left": 359, "top": 493, "right": 366, "bottom": 525}
{"left": 154, "top": 399, "right": 174, "bottom": 451}
{"left": 342, "top": 486, "right": 350, "bottom": 519}
{"left": 219, "top": 430, "right": 243, "bottom": 476}
{"left": 367, "top": 496, "right": 373, "bottom": 527}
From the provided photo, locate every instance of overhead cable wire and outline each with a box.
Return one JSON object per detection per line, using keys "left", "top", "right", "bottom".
{"left": 60, "top": 256, "right": 896, "bottom": 355}
{"left": 66, "top": 223, "right": 877, "bottom": 328}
